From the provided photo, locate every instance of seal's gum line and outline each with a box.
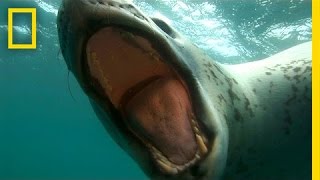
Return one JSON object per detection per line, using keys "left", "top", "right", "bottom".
{"left": 86, "top": 27, "right": 174, "bottom": 108}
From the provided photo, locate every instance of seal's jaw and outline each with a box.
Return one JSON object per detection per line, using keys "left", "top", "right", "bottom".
{"left": 84, "top": 27, "right": 209, "bottom": 174}
{"left": 57, "top": 0, "right": 227, "bottom": 178}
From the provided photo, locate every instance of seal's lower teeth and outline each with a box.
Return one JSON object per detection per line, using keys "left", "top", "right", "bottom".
{"left": 149, "top": 116, "right": 207, "bottom": 174}
{"left": 196, "top": 134, "right": 208, "bottom": 155}
{"left": 157, "top": 160, "right": 178, "bottom": 174}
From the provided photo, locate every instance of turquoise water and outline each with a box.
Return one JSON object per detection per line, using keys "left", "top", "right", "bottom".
{"left": 0, "top": 0, "right": 311, "bottom": 179}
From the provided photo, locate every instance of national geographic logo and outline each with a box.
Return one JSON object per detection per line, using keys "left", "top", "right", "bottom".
{"left": 8, "top": 8, "right": 37, "bottom": 49}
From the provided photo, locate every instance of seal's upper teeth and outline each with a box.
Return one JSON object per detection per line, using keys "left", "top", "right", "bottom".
{"left": 194, "top": 126, "right": 200, "bottom": 134}
{"left": 196, "top": 134, "right": 208, "bottom": 155}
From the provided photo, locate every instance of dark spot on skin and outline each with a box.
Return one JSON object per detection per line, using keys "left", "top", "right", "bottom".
{"left": 228, "top": 89, "right": 240, "bottom": 104}
{"left": 274, "top": 64, "right": 281, "bottom": 68}
{"left": 205, "top": 62, "right": 213, "bottom": 68}
{"left": 254, "top": 104, "right": 258, "bottom": 108}
{"left": 284, "top": 74, "right": 291, "bottom": 80}
{"left": 234, "top": 108, "right": 244, "bottom": 122}
{"left": 269, "top": 82, "right": 274, "bottom": 94}
{"left": 281, "top": 67, "right": 288, "bottom": 73}
{"left": 303, "top": 66, "right": 312, "bottom": 74}
{"left": 252, "top": 88, "right": 256, "bottom": 94}
{"left": 293, "top": 75, "right": 301, "bottom": 83}
{"left": 207, "top": 75, "right": 210, "bottom": 80}
{"left": 303, "top": 86, "right": 312, "bottom": 102}
{"left": 292, "top": 84, "right": 298, "bottom": 93}
{"left": 243, "top": 96, "right": 254, "bottom": 117}
{"left": 244, "top": 97, "right": 250, "bottom": 109}
{"left": 210, "top": 70, "right": 218, "bottom": 79}
{"left": 225, "top": 77, "right": 233, "bottom": 87}
{"left": 257, "top": 78, "right": 262, "bottom": 82}
{"left": 285, "top": 94, "right": 297, "bottom": 106}
{"left": 219, "top": 80, "right": 224, "bottom": 85}
{"left": 214, "top": 64, "right": 224, "bottom": 75}
{"left": 293, "top": 67, "right": 301, "bottom": 72}
{"left": 265, "top": 72, "right": 272, "bottom": 75}
{"left": 266, "top": 67, "right": 276, "bottom": 71}
{"left": 284, "top": 110, "right": 293, "bottom": 125}
{"left": 218, "top": 94, "right": 227, "bottom": 104}
{"left": 232, "top": 78, "right": 238, "bottom": 84}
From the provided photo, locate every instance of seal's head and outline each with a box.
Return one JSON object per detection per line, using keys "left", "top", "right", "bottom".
{"left": 57, "top": 0, "right": 228, "bottom": 179}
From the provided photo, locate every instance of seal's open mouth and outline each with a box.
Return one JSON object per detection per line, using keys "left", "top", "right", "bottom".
{"left": 85, "top": 27, "right": 208, "bottom": 174}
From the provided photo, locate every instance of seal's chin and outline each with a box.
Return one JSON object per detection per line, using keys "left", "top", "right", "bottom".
{"left": 85, "top": 27, "right": 208, "bottom": 174}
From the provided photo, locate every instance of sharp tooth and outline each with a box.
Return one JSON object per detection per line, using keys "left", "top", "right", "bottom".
{"left": 191, "top": 119, "right": 197, "bottom": 126}
{"left": 176, "top": 165, "right": 184, "bottom": 171}
{"left": 196, "top": 134, "right": 208, "bottom": 155}
{"left": 195, "top": 153, "right": 201, "bottom": 159}
{"left": 157, "top": 160, "right": 178, "bottom": 174}
{"left": 159, "top": 154, "right": 168, "bottom": 163}
{"left": 194, "top": 126, "right": 200, "bottom": 134}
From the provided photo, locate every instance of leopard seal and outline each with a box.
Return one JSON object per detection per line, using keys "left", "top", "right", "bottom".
{"left": 57, "top": 0, "right": 311, "bottom": 179}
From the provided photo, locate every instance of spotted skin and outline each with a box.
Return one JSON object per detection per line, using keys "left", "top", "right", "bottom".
{"left": 57, "top": 0, "right": 311, "bottom": 179}
{"left": 203, "top": 42, "right": 311, "bottom": 180}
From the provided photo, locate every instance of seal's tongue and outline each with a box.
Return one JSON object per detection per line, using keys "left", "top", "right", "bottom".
{"left": 86, "top": 27, "right": 197, "bottom": 165}
{"left": 124, "top": 77, "right": 197, "bottom": 164}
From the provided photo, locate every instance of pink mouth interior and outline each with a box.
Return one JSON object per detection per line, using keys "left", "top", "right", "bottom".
{"left": 86, "top": 27, "right": 197, "bottom": 165}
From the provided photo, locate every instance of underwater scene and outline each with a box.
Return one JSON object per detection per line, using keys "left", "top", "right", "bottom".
{"left": 0, "top": 0, "right": 311, "bottom": 179}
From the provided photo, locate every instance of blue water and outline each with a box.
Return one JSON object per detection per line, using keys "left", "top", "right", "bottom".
{"left": 0, "top": 0, "right": 311, "bottom": 179}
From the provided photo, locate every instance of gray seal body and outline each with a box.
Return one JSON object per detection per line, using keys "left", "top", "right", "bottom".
{"left": 57, "top": 0, "right": 311, "bottom": 179}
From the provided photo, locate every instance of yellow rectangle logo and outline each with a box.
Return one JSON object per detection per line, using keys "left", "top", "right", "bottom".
{"left": 8, "top": 8, "right": 37, "bottom": 49}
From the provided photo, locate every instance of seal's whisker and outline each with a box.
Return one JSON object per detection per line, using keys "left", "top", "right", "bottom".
{"left": 57, "top": 48, "right": 62, "bottom": 60}
{"left": 67, "top": 70, "right": 77, "bottom": 102}
{"left": 92, "top": 2, "right": 100, "bottom": 17}
{"left": 106, "top": 3, "right": 111, "bottom": 24}
{"left": 147, "top": 20, "right": 157, "bottom": 36}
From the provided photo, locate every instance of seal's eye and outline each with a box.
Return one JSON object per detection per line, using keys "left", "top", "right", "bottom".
{"left": 151, "top": 18, "right": 176, "bottom": 39}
